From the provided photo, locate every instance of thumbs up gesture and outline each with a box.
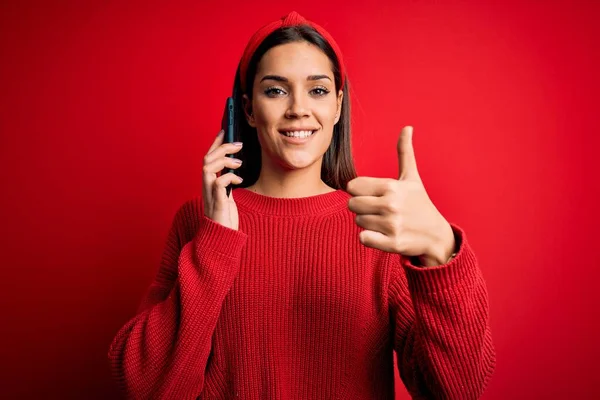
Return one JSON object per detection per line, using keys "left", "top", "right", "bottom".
{"left": 347, "top": 126, "right": 456, "bottom": 267}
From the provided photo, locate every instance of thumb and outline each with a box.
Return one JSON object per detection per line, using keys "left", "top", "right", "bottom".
{"left": 397, "top": 126, "right": 420, "bottom": 181}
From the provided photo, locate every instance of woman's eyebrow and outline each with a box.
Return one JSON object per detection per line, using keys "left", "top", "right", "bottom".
{"left": 260, "top": 74, "right": 332, "bottom": 83}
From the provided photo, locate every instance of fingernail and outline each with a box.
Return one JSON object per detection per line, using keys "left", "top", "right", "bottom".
{"left": 217, "top": 130, "right": 224, "bottom": 137}
{"left": 232, "top": 158, "right": 242, "bottom": 164}
{"left": 233, "top": 142, "right": 243, "bottom": 147}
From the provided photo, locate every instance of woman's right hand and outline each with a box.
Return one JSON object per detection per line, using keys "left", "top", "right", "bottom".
{"left": 202, "top": 130, "right": 244, "bottom": 230}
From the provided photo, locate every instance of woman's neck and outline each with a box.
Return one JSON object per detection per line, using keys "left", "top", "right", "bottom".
{"left": 246, "top": 152, "right": 337, "bottom": 198}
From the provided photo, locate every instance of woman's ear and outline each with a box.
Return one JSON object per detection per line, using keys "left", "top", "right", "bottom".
{"left": 242, "top": 94, "right": 255, "bottom": 127}
{"left": 334, "top": 90, "right": 343, "bottom": 125}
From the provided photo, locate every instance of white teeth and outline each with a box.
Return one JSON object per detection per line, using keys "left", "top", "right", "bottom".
{"left": 283, "top": 130, "right": 314, "bottom": 138}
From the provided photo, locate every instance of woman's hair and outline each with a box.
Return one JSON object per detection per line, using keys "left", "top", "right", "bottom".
{"left": 230, "top": 24, "right": 357, "bottom": 190}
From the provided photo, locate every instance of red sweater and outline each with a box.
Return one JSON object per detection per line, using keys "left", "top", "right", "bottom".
{"left": 108, "top": 188, "right": 496, "bottom": 399}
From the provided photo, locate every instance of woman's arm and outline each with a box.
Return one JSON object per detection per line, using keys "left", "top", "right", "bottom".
{"left": 108, "top": 200, "right": 247, "bottom": 400}
{"left": 388, "top": 223, "right": 496, "bottom": 399}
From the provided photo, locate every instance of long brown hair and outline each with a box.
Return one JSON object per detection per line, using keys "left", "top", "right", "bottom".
{"left": 230, "top": 24, "right": 356, "bottom": 190}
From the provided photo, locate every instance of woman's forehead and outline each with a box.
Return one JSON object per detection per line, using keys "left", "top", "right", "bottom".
{"left": 257, "top": 42, "right": 334, "bottom": 80}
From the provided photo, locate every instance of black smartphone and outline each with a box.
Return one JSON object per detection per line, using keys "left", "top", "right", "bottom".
{"left": 221, "top": 97, "right": 235, "bottom": 197}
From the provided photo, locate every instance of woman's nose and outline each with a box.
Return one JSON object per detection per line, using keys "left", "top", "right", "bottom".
{"left": 285, "top": 93, "right": 310, "bottom": 118}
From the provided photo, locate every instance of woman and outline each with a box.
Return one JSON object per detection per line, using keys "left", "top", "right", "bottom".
{"left": 109, "top": 11, "right": 496, "bottom": 399}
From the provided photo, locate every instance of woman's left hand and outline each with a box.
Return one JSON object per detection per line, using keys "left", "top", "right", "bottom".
{"left": 346, "top": 126, "right": 456, "bottom": 266}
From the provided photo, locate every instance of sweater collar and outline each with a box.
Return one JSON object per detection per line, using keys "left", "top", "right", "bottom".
{"left": 232, "top": 187, "right": 349, "bottom": 216}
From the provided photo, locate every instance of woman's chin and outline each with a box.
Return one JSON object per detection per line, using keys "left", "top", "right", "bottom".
{"left": 278, "top": 155, "right": 318, "bottom": 170}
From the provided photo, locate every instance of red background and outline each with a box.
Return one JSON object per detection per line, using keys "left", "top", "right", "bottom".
{"left": 1, "top": 0, "right": 599, "bottom": 398}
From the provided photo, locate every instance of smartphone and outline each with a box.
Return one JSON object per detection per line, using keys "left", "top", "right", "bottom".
{"left": 221, "top": 97, "right": 235, "bottom": 197}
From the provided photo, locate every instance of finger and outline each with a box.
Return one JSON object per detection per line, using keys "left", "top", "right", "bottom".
{"left": 397, "top": 126, "right": 420, "bottom": 181}
{"left": 204, "top": 157, "right": 243, "bottom": 176}
{"left": 214, "top": 172, "right": 243, "bottom": 192}
{"left": 348, "top": 195, "right": 387, "bottom": 215}
{"left": 346, "top": 177, "right": 396, "bottom": 197}
{"left": 205, "top": 142, "right": 244, "bottom": 164}
{"left": 214, "top": 173, "right": 243, "bottom": 202}
{"left": 208, "top": 130, "right": 225, "bottom": 153}
{"left": 354, "top": 214, "right": 393, "bottom": 235}
{"left": 359, "top": 230, "right": 397, "bottom": 253}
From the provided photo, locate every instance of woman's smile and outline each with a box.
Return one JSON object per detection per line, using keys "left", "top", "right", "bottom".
{"left": 278, "top": 128, "right": 319, "bottom": 144}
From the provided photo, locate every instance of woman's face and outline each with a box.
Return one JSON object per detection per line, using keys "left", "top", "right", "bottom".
{"left": 243, "top": 41, "right": 343, "bottom": 171}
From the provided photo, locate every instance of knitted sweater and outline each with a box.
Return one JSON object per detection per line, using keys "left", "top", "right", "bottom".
{"left": 108, "top": 188, "right": 496, "bottom": 399}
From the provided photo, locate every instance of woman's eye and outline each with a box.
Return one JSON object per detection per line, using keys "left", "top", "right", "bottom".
{"left": 311, "top": 87, "right": 330, "bottom": 96}
{"left": 264, "top": 87, "right": 286, "bottom": 97}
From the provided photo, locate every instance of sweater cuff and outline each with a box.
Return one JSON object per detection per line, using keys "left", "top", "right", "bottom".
{"left": 194, "top": 215, "right": 248, "bottom": 260}
{"left": 400, "top": 222, "right": 479, "bottom": 294}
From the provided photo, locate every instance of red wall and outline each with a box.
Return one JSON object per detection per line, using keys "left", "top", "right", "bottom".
{"left": 1, "top": 1, "right": 598, "bottom": 398}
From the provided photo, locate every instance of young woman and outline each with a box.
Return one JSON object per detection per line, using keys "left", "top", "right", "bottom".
{"left": 109, "top": 11, "right": 496, "bottom": 399}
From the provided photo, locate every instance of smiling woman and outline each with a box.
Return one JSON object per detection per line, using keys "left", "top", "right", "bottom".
{"left": 232, "top": 18, "right": 356, "bottom": 197}
{"left": 239, "top": 40, "right": 345, "bottom": 193}
{"left": 108, "top": 10, "right": 496, "bottom": 400}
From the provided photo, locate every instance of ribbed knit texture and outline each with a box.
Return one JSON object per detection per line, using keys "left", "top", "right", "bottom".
{"left": 108, "top": 188, "right": 496, "bottom": 399}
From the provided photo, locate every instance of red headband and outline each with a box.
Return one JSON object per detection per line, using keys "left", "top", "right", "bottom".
{"left": 239, "top": 11, "right": 346, "bottom": 93}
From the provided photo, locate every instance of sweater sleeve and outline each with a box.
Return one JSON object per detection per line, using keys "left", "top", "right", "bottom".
{"left": 108, "top": 201, "right": 247, "bottom": 400}
{"left": 388, "top": 222, "right": 496, "bottom": 399}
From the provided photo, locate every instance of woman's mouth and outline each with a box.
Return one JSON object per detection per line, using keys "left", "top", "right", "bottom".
{"left": 278, "top": 129, "right": 317, "bottom": 144}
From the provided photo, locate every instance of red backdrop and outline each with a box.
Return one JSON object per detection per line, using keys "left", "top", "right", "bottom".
{"left": 1, "top": 0, "right": 599, "bottom": 398}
